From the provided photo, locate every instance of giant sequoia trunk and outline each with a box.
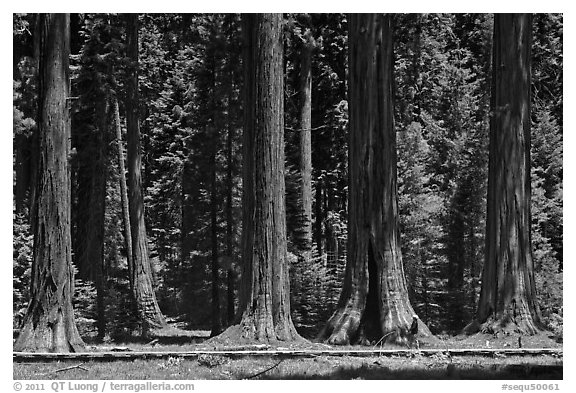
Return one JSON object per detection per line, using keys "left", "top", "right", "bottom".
{"left": 14, "top": 14, "right": 84, "bottom": 353}
{"left": 217, "top": 14, "right": 300, "bottom": 342}
{"left": 320, "top": 14, "right": 430, "bottom": 345}
{"left": 125, "top": 13, "right": 168, "bottom": 335}
{"left": 465, "top": 14, "right": 541, "bottom": 335}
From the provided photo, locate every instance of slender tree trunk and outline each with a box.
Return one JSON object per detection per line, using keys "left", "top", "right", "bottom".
{"left": 112, "top": 96, "right": 135, "bottom": 299}
{"left": 217, "top": 13, "right": 300, "bottom": 342}
{"left": 314, "top": 182, "right": 323, "bottom": 255}
{"left": 297, "top": 35, "right": 314, "bottom": 261}
{"left": 466, "top": 14, "right": 540, "bottom": 335}
{"left": 125, "top": 13, "right": 167, "bottom": 335}
{"left": 225, "top": 118, "right": 235, "bottom": 326}
{"left": 469, "top": 222, "right": 478, "bottom": 307}
{"left": 93, "top": 100, "right": 108, "bottom": 340}
{"left": 210, "top": 142, "right": 223, "bottom": 336}
{"left": 208, "top": 32, "right": 223, "bottom": 336}
{"left": 14, "top": 14, "right": 84, "bottom": 353}
{"left": 225, "top": 37, "right": 236, "bottom": 325}
{"left": 320, "top": 14, "right": 431, "bottom": 345}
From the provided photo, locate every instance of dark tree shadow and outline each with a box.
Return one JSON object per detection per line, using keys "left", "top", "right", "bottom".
{"left": 258, "top": 363, "right": 563, "bottom": 380}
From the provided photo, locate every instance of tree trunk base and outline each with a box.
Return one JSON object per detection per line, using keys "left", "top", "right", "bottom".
{"left": 14, "top": 312, "right": 85, "bottom": 353}
{"left": 463, "top": 315, "right": 540, "bottom": 336}
{"left": 319, "top": 308, "right": 362, "bottom": 345}
{"left": 208, "top": 320, "right": 307, "bottom": 347}
{"left": 320, "top": 307, "right": 432, "bottom": 346}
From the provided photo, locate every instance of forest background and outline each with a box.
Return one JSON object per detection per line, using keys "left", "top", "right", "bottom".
{"left": 7, "top": 10, "right": 565, "bottom": 350}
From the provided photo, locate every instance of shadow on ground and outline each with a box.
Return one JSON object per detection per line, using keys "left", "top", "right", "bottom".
{"left": 260, "top": 364, "right": 563, "bottom": 380}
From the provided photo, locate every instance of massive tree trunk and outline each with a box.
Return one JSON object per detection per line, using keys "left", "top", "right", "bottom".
{"left": 125, "top": 13, "right": 168, "bottom": 335}
{"left": 14, "top": 14, "right": 84, "bottom": 353}
{"left": 217, "top": 13, "right": 300, "bottom": 342}
{"left": 465, "top": 14, "right": 540, "bottom": 335}
{"left": 320, "top": 14, "right": 431, "bottom": 345}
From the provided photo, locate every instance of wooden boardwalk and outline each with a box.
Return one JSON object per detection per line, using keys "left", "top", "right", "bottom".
{"left": 13, "top": 348, "right": 562, "bottom": 362}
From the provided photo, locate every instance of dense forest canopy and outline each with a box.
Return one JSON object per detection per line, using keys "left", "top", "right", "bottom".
{"left": 13, "top": 13, "right": 562, "bottom": 349}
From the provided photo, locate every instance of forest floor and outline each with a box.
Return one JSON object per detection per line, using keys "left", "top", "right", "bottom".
{"left": 13, "top": 330, "right": 562, "bottom": 380}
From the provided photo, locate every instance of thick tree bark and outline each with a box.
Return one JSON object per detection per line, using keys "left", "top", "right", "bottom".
{"left": 218, "top": 13, "right": 300, "bottom": 342}
{"left": 320, "top": 14, "right": 431, "bottom": 345}
{"left": 125, "top": 13, "right": 168, "bottom": 335}
{"left": 14, "top": 14, "right": 84, "bottom": 353}
{"left": 465, "top": 14, "right": 540, "bottom": 335}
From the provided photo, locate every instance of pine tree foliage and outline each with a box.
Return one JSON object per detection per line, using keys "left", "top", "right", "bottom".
{"left": 12, "top": 13, "right": 562, "bottom": 341}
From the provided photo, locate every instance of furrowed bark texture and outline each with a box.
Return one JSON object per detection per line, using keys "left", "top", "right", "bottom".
{"left": 125, "top": 13, "right": 167, "bottom": 334}
{"left": 321, "top": 14, "right": 430, "bottom": 345}
{"left": 230, "top": 13, "right": 300, "bottom": 342}
{"left": 469, "top": 14, "right": 540, "bottom": 335}
{"left": 14, "top": 13, "right": 85, "bottom": 353}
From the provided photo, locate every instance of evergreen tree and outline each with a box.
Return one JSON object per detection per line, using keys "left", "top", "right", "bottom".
{"left": 466, "top": 14, "right": 541, "bottom": 335}
{"left": 15, "top": 14, "right": 85, "bottom": 352}
{"left": 218, "top": 13, "right": 301, "bottom": 342}
{"left": 321, "top": 14, "right": 431, "bottom": 345}
{"left": 125, "top": 13, "right": 169, "bottom": 335}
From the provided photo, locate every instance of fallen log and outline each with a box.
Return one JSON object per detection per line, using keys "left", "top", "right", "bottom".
{"left": 13, "top": 347, "right": 563, "bottom": 362}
